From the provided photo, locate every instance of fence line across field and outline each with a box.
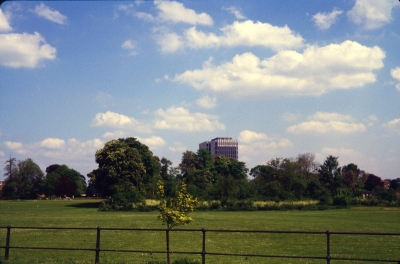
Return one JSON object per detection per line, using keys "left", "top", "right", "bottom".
{"left": 1, "top": 225, "right": 399, "bottom": 263}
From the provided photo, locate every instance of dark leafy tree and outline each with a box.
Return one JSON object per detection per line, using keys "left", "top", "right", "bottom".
{"left": 318, "top": 156, "right": 342, "bottom": 196}
{"left": 86, "top": 184, "right": 97, "bottom": 197}
{"left": 4, "top": 155, "right": 17, "bottom": 180}
{"left": 342, "top": 163, "right": 363, "bottom": 196}
{"left": 364, "top": 174, "right": 382, "bottom": 191}
{"left": 389, "top": 178, "right": 399, "bottom": 191}
{"left": 295, "top": 152, "right": 319, "bottom": 179}
{"left": 3, "top": 158, "right": 44, "bottom": 199}
{"left": 46, "top": 164, "right": 61, "bottom": 174}
{"left": 88, "top": 137, "right": 161, "bottom": 208}
{"left": 45, "top": 165, "right": 86, "bottom": 198}
{"left": 178, "top": 150, "right": 198, "bottom": 183}
{"left": 160, "top": 157, "right": 177, "bottom": 197}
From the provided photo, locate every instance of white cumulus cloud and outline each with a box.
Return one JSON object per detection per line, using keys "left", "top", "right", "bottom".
{"left": 196, "top": 95, "right": 217, "bottom": 109}
{"left": 92, "top": 111, "right": 137, "bottom": 128}
{"left": 154, "top": 32, "right": 184, "bottom": 53}
{"left": 155, "top": 1, "right": 213, "bottom": 25}
{"left": 136, "top": 135, "right": 166, "bottom": 150}
{"left": 287, "top": 112, "right": 366, "bottom": 134}
{"left": 238, "top": 130, "right": 293, "bottom": 166}
{"left": 2, "top": 138, "right": 105, "bottom": 175}
{"left": 154, "top": 106, "right": 225, "bottom": 132}
{"left": 383, "top": 118, "right": 400, "bottom": 134}
{"left": 4, "top": 141, "right": 23, "bottom": 150}
{"left": 223, "top": 6, "right": 246, "bottom": 19}
{"left": 92, "top": 111, "right": 152, "bottom": 134}
{"left": 122, "top": 39, "right": 138, "bottom": 56}
{"left": 102, "top": 130, "right": 128, "bottom": 139}
{"left": 390, "top": 67, "right": 400, "bottom": 92}
{"left": 33, "top": 3, "right": 68, "bottom": 25}
{"left": 311, "top": 112, "right": 353, "bottom": 122}
{"left": 347, "top": 0, "right": 400, "bottom": 29}
{"left": 173, "top": 41, "right": 385, "bottom": 99}
{"left": 169, "top": 141, "right": 187, "bottom": 153}
{"left": 39, "top": 138, "right": 65, "bottom": 149}
{"left": 0, "top": 9, "right": 12, "bottom": 32}
{"left": 0, "top": 32, "right": 56, "bottom": 68}
{"left": 312, "top": 8, "right": 343, "bottom": 29}
{"left": 238, "top": 130, "right": 270, "bottom": 144}
{"left": 184, "top": 20, "right": 304, "bottom": 51}
{"left": 282, "top": 112, "right": 302, "bottom": 122}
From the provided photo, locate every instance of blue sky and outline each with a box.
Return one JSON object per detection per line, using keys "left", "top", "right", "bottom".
{"left": 0, "top": 0, "right": 399, "bottom": 180}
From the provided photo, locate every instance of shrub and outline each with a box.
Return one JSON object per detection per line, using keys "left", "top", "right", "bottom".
{"left": 209, "top": 200, "right": 222, "bottom": 210}
{"left": 99, "top": 189, "right": 143, "bottom": 211}
{"left": 319, "top": 193, "right": 333, "bottom": 205}
{"left": 356, "top": 196, "right": 379, "bottom": 206}
{"left": 333, "top": 194, "right": 352, "bottom": 206}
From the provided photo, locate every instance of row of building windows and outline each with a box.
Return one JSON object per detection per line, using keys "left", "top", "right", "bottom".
{"left": 199, "top": 137, "right": 238, "bottom": 160}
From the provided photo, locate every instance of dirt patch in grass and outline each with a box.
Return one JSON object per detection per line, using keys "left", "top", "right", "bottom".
{"left": 382, "top": 207, "right": 400, "bottom": 210}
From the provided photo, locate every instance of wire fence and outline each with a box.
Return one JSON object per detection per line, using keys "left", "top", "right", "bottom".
{"left": 1, "top": 225, "right": 399, "bottom": 264}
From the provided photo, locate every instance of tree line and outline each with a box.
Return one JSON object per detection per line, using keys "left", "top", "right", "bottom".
{"left": 2, "top": 137, "right": 399, "bottom": 208}
{"left": 85, "top": 137, "right": 400, "bottom": 209}
{"left": 2, "top": 157, "right": 86, "bottom": 199}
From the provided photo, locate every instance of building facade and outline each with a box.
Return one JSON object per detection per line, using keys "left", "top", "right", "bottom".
{"left": 199, "top": 137, "right": 238, "bottom": 160}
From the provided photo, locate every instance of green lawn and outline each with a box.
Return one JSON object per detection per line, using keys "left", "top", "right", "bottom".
{"left": 0, "top": 199, "right": 399, "bottom": 264}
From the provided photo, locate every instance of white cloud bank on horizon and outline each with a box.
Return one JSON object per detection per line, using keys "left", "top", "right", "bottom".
{"left": 168, "top": 141, "right": 187, "bottom": 153}
{"left": 347, "top": 0, "right": 400, "bottom": 30}
{"left": 172, "top": 40, "right": 385, "bottom": 99}
{"left": 92, "top": 111, "right": 152, "bottom": 133}
{"left": 287, "top": 112, "right": 366, "bottom": 134}
{"left": 33, "top": 3, "right": 68, "bottom": 25}
{"left": 238, "top": 130, "right": 293, "bottom": 166}
{"left": 39, "top": 138, "right": 65, "bottom": 149}
{"left": 312, "top": 8, "right": 343, "bottom": 29}
{"left": 136, "top": 135, "right": 166, "bottom": 150}
{"left": 383, "top": 118, "right": 400, "bottom": 135}
{"left": 2, "top": 138, "right": 104, "bottom": 174}
{"left": 93, "top": 107, "right": 225, "bottom": 134}
{"left": 1, "top": 135, "right": 167, "bottom": 175}
{"left": 154, "top": 106, "right": 225, "bottom": 131}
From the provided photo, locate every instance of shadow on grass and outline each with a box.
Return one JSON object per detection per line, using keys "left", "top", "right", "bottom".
{"left": 66, "top": 201, "right": 102, "bottom": 208}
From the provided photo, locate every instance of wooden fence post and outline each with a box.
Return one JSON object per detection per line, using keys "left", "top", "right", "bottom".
{"left": 95, "top": 226, "right": 101, "bottom": 264}
{"left": 166, "top": 229, "right": 170, "bottom": 264}
{"left": 5, "top": 225, "right": 11, "bottom": 260}
{"left": 202, "top": 228, "right": 206, "bottom": 264}
{"left": 326, "top": 230, "right": 331, "bottom": 264}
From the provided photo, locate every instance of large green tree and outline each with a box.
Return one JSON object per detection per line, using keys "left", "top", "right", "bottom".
{"left": 178, "top": 149, "right": 249, "bottom": 200}
{"left": 3, "top": 158, "right": 45, "bottom": 199}
{"left": 88, "top": 137, "right": 161, "bottom": 202}
{"left": 45, "top": 164, "right": 86, "bottom": 198}
{"left": 318, "top": 156, "right": 342, "bottom": 197}
{"left": 250, "top": 158, "right": 307, "bottom": 201}
{"left": 295, "top": 153, "right": 319, "bottom": 179}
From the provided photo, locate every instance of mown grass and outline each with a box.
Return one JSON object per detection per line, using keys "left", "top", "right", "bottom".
{"left": 0, "top": 199, "right": 399, "bottom": 264}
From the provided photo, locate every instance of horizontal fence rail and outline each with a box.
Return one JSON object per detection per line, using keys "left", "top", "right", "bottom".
{"left": 1, "top": 225, "right": 399, "bottom": 263}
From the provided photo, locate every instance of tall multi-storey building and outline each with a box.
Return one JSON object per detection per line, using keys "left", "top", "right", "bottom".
{"left": 199, "top": 137, "right": 238, "bottom": 160}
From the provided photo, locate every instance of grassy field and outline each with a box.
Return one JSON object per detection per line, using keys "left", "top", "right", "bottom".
{"left": 0, "top": 199, "right": 399, "bottom": 264}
